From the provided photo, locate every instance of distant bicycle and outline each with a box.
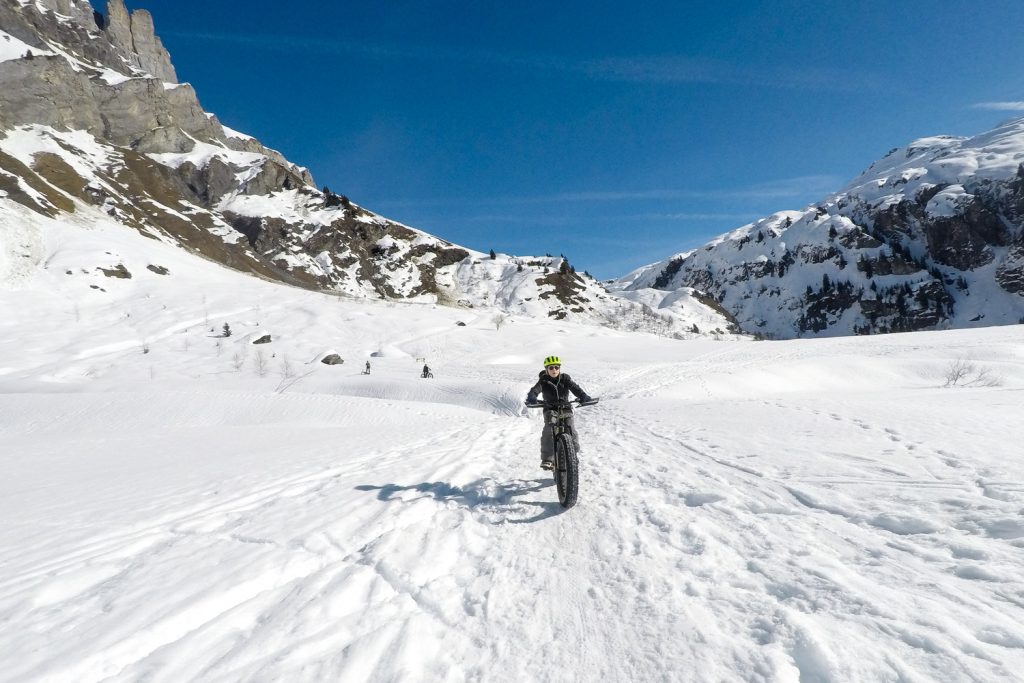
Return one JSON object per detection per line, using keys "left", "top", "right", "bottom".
{"left": 421, "top": 370, "right": 434, "bottom": 378}
{"left": 526, "top": 397, "right": 599, "bottom": 508}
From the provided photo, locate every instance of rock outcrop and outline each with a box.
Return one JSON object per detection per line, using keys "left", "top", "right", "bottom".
{"left": 104, "top": 0, "right": 177, "bottom": 82}
{"left": 0, "top": 0, "right": 283, "bottom": 164}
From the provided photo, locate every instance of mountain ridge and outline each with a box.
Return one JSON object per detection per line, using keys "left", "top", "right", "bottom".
{"left": 621, "top": 117, "right": 1024, "bottom": 338}
{"left": 0, "top": 0, "right": 734, "bottom": 339}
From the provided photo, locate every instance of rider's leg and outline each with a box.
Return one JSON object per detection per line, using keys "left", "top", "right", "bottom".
{"left": 540, "top": 414, "right": 554, "bottom": 466}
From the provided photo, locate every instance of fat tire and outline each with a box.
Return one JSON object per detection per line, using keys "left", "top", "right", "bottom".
{"left": 554, "top": 433, "right": 579, "bottom": 509}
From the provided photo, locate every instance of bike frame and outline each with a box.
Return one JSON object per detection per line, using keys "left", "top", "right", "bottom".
{"left": 527, "top": 398, "right": 596, "bottom": 439}
{"left": 546, "top": 401, "right": 576, "bottom": 441}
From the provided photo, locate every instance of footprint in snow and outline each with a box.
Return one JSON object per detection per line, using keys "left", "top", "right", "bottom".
{"left": 952, "top": 565, "right": 1004, "bottom": 582}
{"left": 976, "top": 518, "right": 1024, "bottom": 540}
{"left": 976, "top": 627, "right": 1024, "bottom": 649}
{"left": 683, "top": 492, "right": 725, "bottom": 507}
{"left": 949, "top": 545, "right": 989, "bottom": 560}
{"left": 868, "top": 513, "right": 942, "bottom": 535}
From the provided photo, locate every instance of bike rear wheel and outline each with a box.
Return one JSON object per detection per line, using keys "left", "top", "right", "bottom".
{"left": 554, "top": 433, "right": 579, "bottom": 509}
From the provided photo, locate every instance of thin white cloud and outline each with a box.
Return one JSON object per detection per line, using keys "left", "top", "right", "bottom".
{"left": 576, "top": 57, "right": 882, "bottom": 92}
{"left": 374, "top": 175, "right": 843, "bottom": 212}
{"left": 165, "top": 31, "right": 880, "bottom": 93}
{"left": 454, "top": 212, "right": 757, "bottom": 225}
{"left": 742, "top": 174, "right": 843, "bottom": 198}
{"left": 549, "top": 176, "right": 843, "bottom": 202}
{"left": 972, "top": 101, "right": 1024, "bottom": 111}
{"left": 654, "top": 213, "right": 761, "bottom": 221}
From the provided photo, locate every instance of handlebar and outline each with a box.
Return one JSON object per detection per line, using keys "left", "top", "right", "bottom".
{"left": 525, "top": 398, "right": 600, "bottom": 409}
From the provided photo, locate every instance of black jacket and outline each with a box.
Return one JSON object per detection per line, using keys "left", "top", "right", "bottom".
{"left": 526, "top": 371, "right": 591, "bottom": 406}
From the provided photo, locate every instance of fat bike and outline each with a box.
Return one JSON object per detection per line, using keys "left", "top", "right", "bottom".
{"left": 526, "top": 398, "right": 599, "bottom": 509}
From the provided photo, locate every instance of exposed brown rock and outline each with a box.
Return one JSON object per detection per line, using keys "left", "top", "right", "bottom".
{"left": 99, "top": 264, "right": 131, "bottom": 278}
{"left": 0, "top": 149, "right": 74, "bottom": 215}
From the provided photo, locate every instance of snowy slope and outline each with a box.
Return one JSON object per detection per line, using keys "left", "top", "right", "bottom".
{"left": 839, "top": 118, "right": 1024, "bottom": 208}
{"left": 624, "top": 118, "right": 1024, "bottom": 339}
{"left": 0, "top": 119, "right": 734, "bottom": 336}
{"left": 3, "top": 195, "right": 1024, "bottom": 682}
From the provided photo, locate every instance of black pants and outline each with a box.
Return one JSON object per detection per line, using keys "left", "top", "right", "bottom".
{"left": 541, "top": 411, "right": 580, "bottom": 458}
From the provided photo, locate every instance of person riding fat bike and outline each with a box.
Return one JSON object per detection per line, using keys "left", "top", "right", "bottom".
{"left": 525, "top": 355, "right": 593, "bottom": 470}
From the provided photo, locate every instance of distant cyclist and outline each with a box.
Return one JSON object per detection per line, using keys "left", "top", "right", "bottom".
{"left": 421, "top": 364, "right": 432, "bottom": 378}
{"left": 525, "top": 356, "right": 593, "bottom": 470}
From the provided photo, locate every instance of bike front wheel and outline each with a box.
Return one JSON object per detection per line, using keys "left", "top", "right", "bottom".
{"left": 554, "top": 433, "right": 579, "bottom": 509}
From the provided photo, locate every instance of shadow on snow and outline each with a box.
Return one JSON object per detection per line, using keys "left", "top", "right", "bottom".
{"left": 354, "top": 478, "right": 565, "bottom": 522}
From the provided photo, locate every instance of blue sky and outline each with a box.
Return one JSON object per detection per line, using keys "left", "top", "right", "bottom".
{"left": 118, "top": 1, "right": 1024, "bottom": 278}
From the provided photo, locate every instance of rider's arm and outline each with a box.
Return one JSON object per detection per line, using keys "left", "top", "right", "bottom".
{"left": 525, "top": 379, "right": 543, "bottom": 404}
{"left": 565, "top": 375, "right": 593, "bottom": 402}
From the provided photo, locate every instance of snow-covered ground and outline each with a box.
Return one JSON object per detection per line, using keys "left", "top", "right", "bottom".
{"left": 3, "top": 206, "right": 1024, "bottom": 682}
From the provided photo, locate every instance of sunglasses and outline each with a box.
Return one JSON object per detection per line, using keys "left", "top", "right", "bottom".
{"left": 547, "top": 365, "right": 561, "bottom": 370}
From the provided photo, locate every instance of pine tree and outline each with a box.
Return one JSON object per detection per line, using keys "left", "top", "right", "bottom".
{"left": 861, "top": 256, "right": 874, "bottom": 279}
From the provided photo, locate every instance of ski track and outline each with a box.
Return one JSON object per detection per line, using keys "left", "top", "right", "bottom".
{"left": 3, "top": 368, "right": 1024, "bottom": 680}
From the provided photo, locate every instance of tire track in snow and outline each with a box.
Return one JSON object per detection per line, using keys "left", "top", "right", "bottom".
{"left": 1, "top": 419, "right": 503, "bottom": 682}
{"left": 447, "top": 405, "right": 740, "bottom": 681}
{"left": 591, "top": 402, "right": 1024, "bottom": 682}
{"left": 6, "top": 390, "right": 1024, "bottom": 681}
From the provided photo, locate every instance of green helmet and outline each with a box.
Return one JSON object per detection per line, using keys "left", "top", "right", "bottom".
{"left": 543, "top": 355, "right": 561, "bottom": 367}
